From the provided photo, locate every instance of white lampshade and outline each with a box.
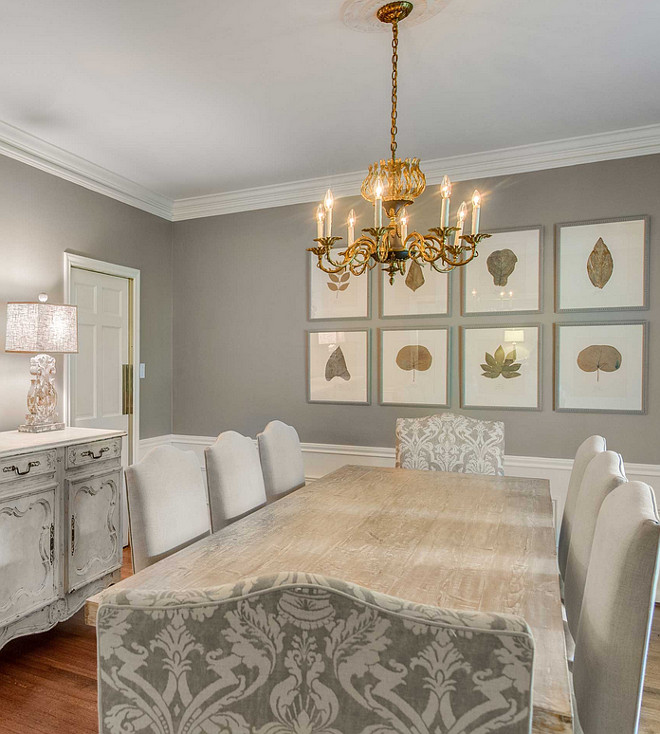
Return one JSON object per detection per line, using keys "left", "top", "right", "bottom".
{"left": 5, "top": 297, "right": 78, "bottom": 354}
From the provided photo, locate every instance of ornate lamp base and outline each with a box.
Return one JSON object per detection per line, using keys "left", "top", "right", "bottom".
{"left": 18, "top": 354, "right": 65, "bottom": 433}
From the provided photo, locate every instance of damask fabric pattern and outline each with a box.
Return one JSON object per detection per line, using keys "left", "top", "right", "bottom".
{"left": 395, "top": 413, "right": 506, "bottom": 476}
{"left": 97, "top": 573, "right": 534, "bottom": 734}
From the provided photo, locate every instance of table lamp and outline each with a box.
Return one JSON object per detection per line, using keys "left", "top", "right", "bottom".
{"left": 5, "top": 293, "right": 78, "bottom": 433}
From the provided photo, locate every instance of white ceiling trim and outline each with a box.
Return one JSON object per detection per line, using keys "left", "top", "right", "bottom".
{"left": 0, "top": 119, "right": 172, "bottom": 219}
{"left": 171, "top": 123, "right": 660, "bottom": 221}
{"left": 0, "top": 118, "right": 659, "bottom": 222}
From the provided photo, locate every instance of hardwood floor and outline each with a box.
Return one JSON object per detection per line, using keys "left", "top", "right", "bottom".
{"left": 0, "top": 546, "right": 659, "bottom": 733}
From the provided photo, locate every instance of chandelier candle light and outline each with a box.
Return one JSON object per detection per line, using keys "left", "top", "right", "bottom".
{"left": 309, "top": 1, "right": 491, "bottom": 283}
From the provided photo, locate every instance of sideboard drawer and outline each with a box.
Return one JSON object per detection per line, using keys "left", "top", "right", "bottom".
{"left": 66, "top": 438, "right": 122, "bottom": 470}
{"left": 0, "top": 450, "right": 57, "bottom": 484}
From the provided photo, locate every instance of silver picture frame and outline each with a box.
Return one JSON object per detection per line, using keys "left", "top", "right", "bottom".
{"left": 461, "top": 225, "right": 543, "bottom": 316}
{"left": 553, "top": 320, "right": 648, "bottom": 414}
{"left": 378, "top": 263, "right": 451, "bottom": 319}
{"left": 460, "top": 324, "right": 542, "bottom": 411}
{"left": 378, "top": 326, "right": 451, "bottom": 408}
{"left": 306, "top": 328, "right": 371, "bottom": 405}
{"left": 308, "top": 251, "right": 371, "bottom": 321}
{"left": 555, "top": 215, "right": 650, "bottom": 313}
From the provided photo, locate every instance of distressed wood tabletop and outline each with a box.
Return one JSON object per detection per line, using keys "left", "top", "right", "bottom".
{"left": 86, "top": 464, "right": 572, "bottom": 732}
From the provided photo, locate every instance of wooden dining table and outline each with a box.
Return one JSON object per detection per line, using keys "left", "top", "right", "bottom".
{"left": 86, "top": 464, "right": 572, "bottom": 733}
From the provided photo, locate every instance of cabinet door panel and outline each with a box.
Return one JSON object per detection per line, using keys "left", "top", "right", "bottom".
{"left": 0, "top": 485, "right": 57, "bottom": 626}
{"left": 67, "top": 469, "right": 121, "bottom": 592}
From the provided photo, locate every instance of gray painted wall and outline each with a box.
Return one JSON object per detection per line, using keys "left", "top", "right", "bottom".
{"left": 172, "top": 154, "right": 660, "bottom": 463}
{"left": 0, "top": 156, "right": 173, "bottom": 438}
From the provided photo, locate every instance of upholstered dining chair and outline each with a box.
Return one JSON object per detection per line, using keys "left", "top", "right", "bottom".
{"left": 563, "top": 450, "right": 626, "bottom": 642}
{"left": 125, "top": 446, "right": 211, "bottom": 572}
{"left": 205, "top": 430, "right": 267, "bottom": 531}
{"left": 557, "top": 435, "right": 606, "bottom": 581}
{"left": 257, "top": 419, "right": 305, "bottom": 499}
{"left": 97, "top": 573, "right": 535, "bottom": 734}
{"left": 572, "top": 482, "right": 660, "bottom": 734}
{"left": 395, "top": 412, "right": 505, "bottom": 476}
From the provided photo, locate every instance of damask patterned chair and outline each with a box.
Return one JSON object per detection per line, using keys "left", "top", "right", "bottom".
{"left": 257, "top": 419, "right": 306, "bottom": 499}
{"left": 205, "top": 430, "right": 267, "bottom": 531}
{"left": 97, "top": 573, "right": 535, "bottom": 734}
{"left": 396, "top": 413, "right": 505, "bottom": 476}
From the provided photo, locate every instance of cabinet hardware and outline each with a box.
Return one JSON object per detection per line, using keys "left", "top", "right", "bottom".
{"left": 81, "top": 447, "right": 109, "bottom": 460}
{"left": 71, "top": 515, "right": 76, "bottom": 555}
{"left": 3, "top": 460, "right": 40, "bottom": 476}
{"left": 49, "top": 523, "right": 55, "bottom": 565}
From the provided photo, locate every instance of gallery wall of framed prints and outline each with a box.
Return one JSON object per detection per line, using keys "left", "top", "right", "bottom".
{"left": 306, "top": 207, "right": 651, "bottom": 417}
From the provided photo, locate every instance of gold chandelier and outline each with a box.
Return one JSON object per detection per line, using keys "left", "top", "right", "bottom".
{"left": 308, "top": 1, "right": 491, "bottom": 284}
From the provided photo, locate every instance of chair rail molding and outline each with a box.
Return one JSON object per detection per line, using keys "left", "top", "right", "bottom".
{"left": 1, "top": 117, "right": 659, "bottom": 221}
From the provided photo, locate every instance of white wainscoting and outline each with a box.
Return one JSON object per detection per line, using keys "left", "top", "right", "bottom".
{"left": 139, "top": 434, "right": 660, "bottom": 537}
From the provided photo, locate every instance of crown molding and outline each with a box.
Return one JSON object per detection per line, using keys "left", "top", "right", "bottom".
{"left": 171, "top": 123, "right": 660, "bottom": 221}
{"left": 1, "top": 117, "right": 659, "bottom": 223}
{"left": 0, "top": 119, "right": 173, "bottom": 220}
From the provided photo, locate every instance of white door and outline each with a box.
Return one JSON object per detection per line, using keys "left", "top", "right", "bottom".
{"left": 70, "top": 267, "right": 132, "bottom": 545}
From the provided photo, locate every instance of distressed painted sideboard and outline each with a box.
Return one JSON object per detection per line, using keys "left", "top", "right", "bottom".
{"left": 0, "top": 427, "right": 125, "bottom": 650}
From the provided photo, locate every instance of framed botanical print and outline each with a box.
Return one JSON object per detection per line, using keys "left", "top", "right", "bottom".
{"left": 379, "top": 327, "right": 450, "bottom": 407}
{"left": 380, "top": 261, "right": 450, "bottom": 318}
{"left": 307, "top": 329, "right": 370, "bottom": 404}
{"left": 308, "top": 253, "right": 370, "bottom": 320}
{"left": 555, "top": 216, "right": 649, "bottom": 312}
{"left": 462, "top": 226, "right": 542, "bottom": 315}
{"left": 460, "top": 325, "right": 541, "bottom": 410}
{"left": 554, "top": 321, "right": 647, "bottom": 414}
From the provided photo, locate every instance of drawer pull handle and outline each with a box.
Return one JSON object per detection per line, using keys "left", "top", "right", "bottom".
{"left": 81, "top": 447, "right": 109, "bottom": 460}
{"left": 71, "top": 515, "right": 76, "bottom": 556}
{"left": 49, "top": 523, "right": 55, "bottom": 565}
{"left": 3, "top": 460, "right": 40, "bottom": 476}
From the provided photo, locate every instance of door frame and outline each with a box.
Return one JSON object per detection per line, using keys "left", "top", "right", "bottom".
{"left": 63, "top": 253, "right": 141, "bottom": 464}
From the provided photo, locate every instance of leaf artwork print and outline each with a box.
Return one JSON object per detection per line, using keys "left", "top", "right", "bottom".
{"left": 486, "top": 249, "right": 518, "bottom": 287}
{"left": 577, "top": 344, "right": 622, "bottom": 381}
{"left": 405, "top": 260, "right": 425, "bottom": 292}
{"left": 325, "top": 346, "right": 351, "bottom": 381}
{"left": 586, "top": 238, "right": 614, "bottom": 289}
{"left": 396, "top": 344, "right": 432, "bottom": 383}
{"left": 481, "top": 345, "right": 522, "bottom": 379}
{"left": 327, "top": 271, "right": 350, "bottom": 296}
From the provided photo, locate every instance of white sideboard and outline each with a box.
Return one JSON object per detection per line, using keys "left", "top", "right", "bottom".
{"left": 0, "top": 427, "right": 125, "bottom": 650}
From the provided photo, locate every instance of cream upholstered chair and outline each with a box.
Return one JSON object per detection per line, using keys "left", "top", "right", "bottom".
{"left": 257, "top": 420, "right": 305, "bottom": 499}
{"left": 558, "top": 435, "right": 607, "bottom": 581}
{"left": 125, "top": 446, "right": 211, "bottom": 573}
{"left": 563, "top": 450, "right": 626, "bottom": 641}
{"left": 97, "top": 573, "right": 535, "bottom": 734}
{"left": 572, "top": 482, "right": 660, "bottom": 734}
{"left": 395, "top": 412, "right": 505, "bottom": 476}
{"left": 204, "top": 430, "right": 267, "bottom": 531}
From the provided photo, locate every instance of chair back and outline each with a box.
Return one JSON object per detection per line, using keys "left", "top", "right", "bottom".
{"left": 98, "top": 573, "right": 534, "bottom": 734}
{"left": 563, "top": 450, "right": 626, "bottom": 639}
{"left": 573, "top": 482, "right": 660, "bottom": 734}
{"left": 396, "top": 412, "right": 505, "bottom": 476}
{"left": 125, "top": 445, "right": 211, "bottom": 572}
{"left": 205, "top": 430, "right": 267, "bottom": 530}
{"left": 257, "top": 420, "right": 305, "bottom": 499}
{"left": 558, "top": 435, "right": 606, "bottom": 580}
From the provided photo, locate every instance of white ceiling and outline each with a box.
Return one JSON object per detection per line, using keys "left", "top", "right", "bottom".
{"left": 0, "top": 0, "right": 659, "bottom": 204}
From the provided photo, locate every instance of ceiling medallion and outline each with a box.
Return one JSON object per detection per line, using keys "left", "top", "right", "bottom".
{"left": 341, "top": 0, "right": 451, "bottom": 32}
{"left": 309, "top": 1, "right": 490, "bottom": 284}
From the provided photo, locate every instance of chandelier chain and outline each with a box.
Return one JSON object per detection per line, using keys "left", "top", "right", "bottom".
{"left": 391, "top": 19, "right": 398, "bottom": 161}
